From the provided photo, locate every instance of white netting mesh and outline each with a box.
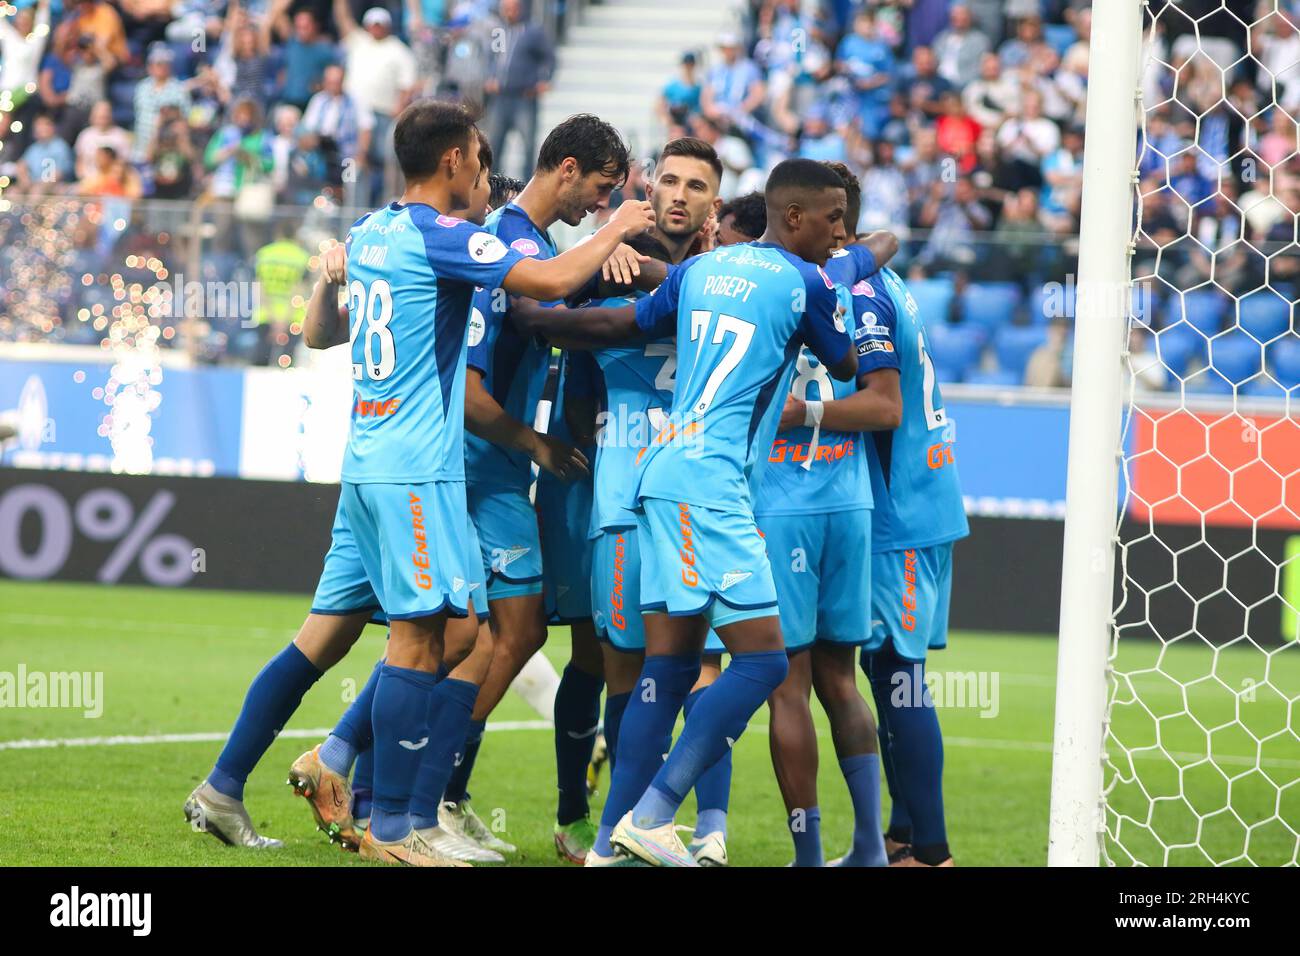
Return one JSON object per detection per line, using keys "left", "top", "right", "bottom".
{"left": 1105, "top": 0, "right": 1300, "bottom": 866}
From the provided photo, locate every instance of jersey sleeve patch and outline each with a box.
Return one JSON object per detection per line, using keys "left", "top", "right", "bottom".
{"left": 510, "top": 237, "right": 542, "bottom": 256}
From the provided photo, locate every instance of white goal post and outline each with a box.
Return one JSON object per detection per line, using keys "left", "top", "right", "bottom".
{"left": 1047, "top": 0, "right": 1144, "bottom": 867}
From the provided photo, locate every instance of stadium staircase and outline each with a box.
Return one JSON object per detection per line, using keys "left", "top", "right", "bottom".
{"left": 535, "top": 0, "right": 742, "bottom": 163}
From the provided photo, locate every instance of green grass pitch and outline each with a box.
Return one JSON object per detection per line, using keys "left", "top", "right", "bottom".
{"left": 1, "top": 580, "right": 1295, "bottom": 866}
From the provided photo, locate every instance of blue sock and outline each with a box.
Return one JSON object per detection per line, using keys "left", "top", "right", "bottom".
{"left": 790, "top": 806, "right": 823, "bottom": 867}
{"left": 865, "top": 649, "right": 946, "bottom": 860}
{"left": 320, "top": 659, "right": 382, "bottom": 776}
{"left": 838, "top": 754, "right": 888, "bottom": 865}
{"left": 635, "top": 650, "right": 787, "bottom": 828}
{"left": 442, "top": 718, "right": 486, "bottom": 805}
{"left": 603, "top": 691, "right": 631, "bottom": 770}
{"left": 595, "top": 654, "right": 699, "bottom": 855}
{"left": 554, "top": 663, "right": 605, "bottom": 825}
{"left": 409, "top": 678, "right": 479, "bottom": 829}
{"left": 351, "top": 747, "right": 374, "bottom": 821}
{"left": 210, "top": 643, "right": 322, "bottom": 800}
{"left": 683, "top": 687, "right": 731, "bottom": 838}
{"left": 593, "top": 691, "right": 632, "bottom": 857}
{"left": 369, "top": 663, "right": 439, "bottom": 843}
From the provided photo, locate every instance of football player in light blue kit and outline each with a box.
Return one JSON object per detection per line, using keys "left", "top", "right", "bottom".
{"left": 860, "top": 266, "right": 969, "bottom": 868}
{"left": 284, "top": 136, "right": 533, "bottom": 864}
{"left": 514, "top": 158, "right": 859, "bottom": 865}
{"left": 446, "top": 115, "right": 636, "bottom": 858}
{"left": 758, "top": 161, "right": 904, "bottom": 867}
{"left": 181, "top": 127, "right": 500, "bottom": 853}
{"left": 561, "top": 138, "right": 738, "bottom": 866}
{"left": 273, "top": 101, "right": 654, "bottom": 866}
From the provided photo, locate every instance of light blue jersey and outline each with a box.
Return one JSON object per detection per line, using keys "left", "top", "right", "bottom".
{"left": 865, "top": 268, "right": 969, "bottom": 550}
{"left": 465, "top": 202, "right": 557, "bottom": 492}
{"left": 756, "top": 243, "right": 893, "bottom": 516}
{"left": 341, "top": 202, "right": 525, "bottom": 484}
{"left": 578, "top": 291, "right": 677, "bottom": 535}
{"left": 631, "top": 243, "right": 852, "bottom": 513}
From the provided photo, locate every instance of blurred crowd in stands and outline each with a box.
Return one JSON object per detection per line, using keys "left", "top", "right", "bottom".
{"left": 2, "top": 0, "right": 1299, "bottom": 393}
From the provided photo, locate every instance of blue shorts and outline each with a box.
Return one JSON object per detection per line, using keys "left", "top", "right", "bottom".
{"left": 864, "top": 542, "right": 954, "bottom": 662}
{"left": 339, "top": 480, "right": 479, "bottom": 621}
{"left": 761, "top": 509, "right": 873, "bottom": 652}
{"left": 467, "top": 483, "right": 543, "bottom": 601}
{"left": 310, "top": 499, "right": 387, "bottom": 626}
{"left": 637, "top": 496, "right": 777, "bottom": 629}
{"left": 537, "top": 472, "right": 594, "bottom": 623}
{"left": 591, "top": 526, "right": 724, "bottom": 653}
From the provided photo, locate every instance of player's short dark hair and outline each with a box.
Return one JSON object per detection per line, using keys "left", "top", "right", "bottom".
{"left": 765, "top": 158, "right": 847, "bottom": 221}
{"left": 718, "top": 191, "right": 767, "bottom": 240}
{"left": 393, "top": 99, "right": 478, "bottom": 182}
{"left": 821, "top": 161, "right": 861, "bottom": 234}
{"left": 658, "top": 136, "right": 723, "bottom": 185}
{"left": 489, "top": 173, "right": 525, "bottom": 209}
{"left": 477, "top": 131, "right": 493, "bottom": 173}
{"left": 536, "top": 113, "right": 630, "bottom": 182}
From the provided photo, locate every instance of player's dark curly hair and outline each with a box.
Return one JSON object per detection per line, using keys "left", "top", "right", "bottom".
{"left": 393, "top": 99, "right": 478, "bottom": 181}
{"left": 477, "top": 130, "right": 493, "bottom": 173}
{"left": 822, "top": 161, "right": 862, "bottom": 235}
{"left": 535, "top": 113, "right": 631, "bottom": 182}
{"left": 717, "top": 191, "right": 767, "bottom": 241}
{"left": 489, "top": 173, "right": 525, "bottom": 209}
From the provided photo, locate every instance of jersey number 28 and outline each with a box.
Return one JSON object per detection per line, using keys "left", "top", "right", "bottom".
{"left": 349, "top": 279, "right": 395, "bottom": 381}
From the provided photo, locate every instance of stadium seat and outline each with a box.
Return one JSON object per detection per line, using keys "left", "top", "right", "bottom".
{"left": 1028, "top": 283, "right": 1074, "bottom": 325}
{"left": 932, "top": 361, "right": 963, "bottom": 384}
{"left": 964, "top": 368, "right": 1022, "bottom": 387}
{"left": 1186, "top": 371, "right": 1236, "bottom": 395}
{"left": 1175, "top": 289, "right": 1229, "bottom": 335}
{"left": 1235, "top": 290, "right": 1292, "bottom": 342}
{"left": 1154, "top": 321, "right": 1206, "bottom": 376}
{"left": 1208, "top": 331, "right": 1263, "bottom": 385}
{"left": 1044, "top": 23, "right": 1079, "bottom": 57}
{"left": 1240, "top": 377, "right": 1287, "bottom": 400}
{"left": 926, "top": 322, "right": 985, "bottom": 380}
{"left": 1268, "top": 337, "right": 1300, "bottom": 389}
{"left": 993, "top": 325, "right": 1050, "bottom": 379}
{"left": 960, "top": 282, "right": 1023, "bottom": 332}
{"left": 908, "top": 277, "right": 956, "bottom": 323}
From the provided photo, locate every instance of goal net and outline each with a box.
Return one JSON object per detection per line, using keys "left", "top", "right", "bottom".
{"left": 1073, "top": 0, "right": 1300, "bottom": 866}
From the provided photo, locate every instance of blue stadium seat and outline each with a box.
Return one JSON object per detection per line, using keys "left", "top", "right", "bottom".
{"left": 1240, "top": 377, "right": 1287, "bottom": 400}
{"left": 932, "top": 362, "right": 963, "bottom": 384}
{"left": 1268, "top": 337, "right": 1300, "bottom": 389}
{"left": 1154, "top": 321, "right": 1206, "bottom": 375}
{"left": 1175, "top": 289, "right": 1229, "bottom": 335}
{"left": 1208, "top": 331, "right": 1263, "bottom": 385}
{"left": 993, "top": 324, "right": 1050, "bottom": 379}
{"left": 1044, "top": 23, "right": 1078, "bottom": 57}
{"left": 926, "top": 322, "right": 985, "bottom": 380}
{"left": 1186, "top": 372, "right": 1236, "bottom": 395}
{"left": 908, "top": 277, "right": 956, "bottom": 323}
{"left": 1235, "top": 290, "right": 1291, "bottom": 342}
{"left": 964, "top": 368, "right": 1022, "bottom": 387}
{"left": 960, "top": 282, "right": 1023, "bottom": 332}
{"left": 1028, "top": 283, "right": 1074, "bottom": 325}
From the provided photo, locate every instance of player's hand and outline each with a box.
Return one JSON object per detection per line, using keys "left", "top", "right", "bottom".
{"left": 601, "top": 243, "right": 650, "bottom": 285}
{"left": 610, "top": 199, "right": 655, "bottom": 240}
{"left": 530, "top": 432, "right": 590, "bottom": 481}
{"left": 690, "top": 211, "right": 718, "bottom": 255}
{"left": 778, "top": 394, "right": 805, "bottom": 432}
{"left": 321, "top": 241, "right": 347, "bottom": 284}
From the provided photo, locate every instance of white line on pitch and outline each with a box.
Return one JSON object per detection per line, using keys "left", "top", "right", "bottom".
{"left": 2, "top": 723, "right": 1295, "bottom": 770}
{"left": 0, "top": 720, "right": 552, "bottom": 751}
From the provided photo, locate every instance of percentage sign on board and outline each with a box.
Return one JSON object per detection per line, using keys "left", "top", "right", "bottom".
{"left": 74, "top": 489, "right": 196, "bottom": 586}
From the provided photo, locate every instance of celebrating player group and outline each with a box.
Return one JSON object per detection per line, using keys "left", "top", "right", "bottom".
{"left": 183, "top": 98, "right": 967, "bottom": 868}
